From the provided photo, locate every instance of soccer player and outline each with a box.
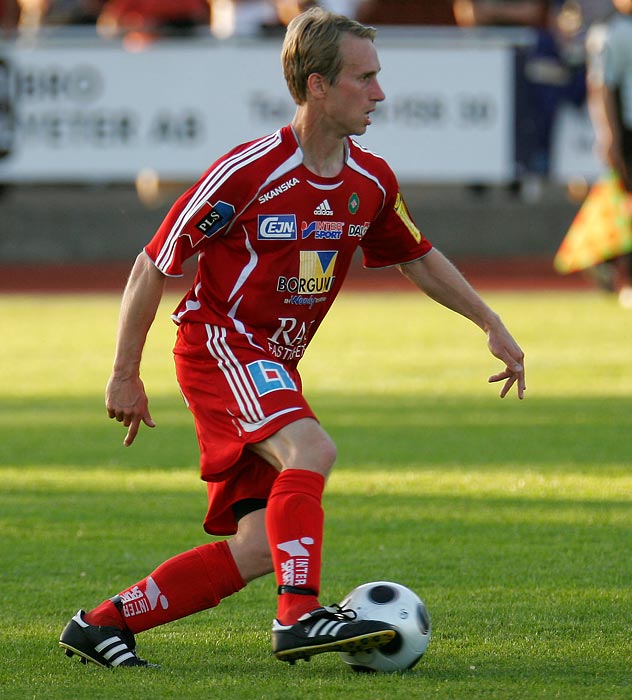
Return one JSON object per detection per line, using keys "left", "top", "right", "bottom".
{"left": 59, "top": 7, "right": 526, "bottom": 668}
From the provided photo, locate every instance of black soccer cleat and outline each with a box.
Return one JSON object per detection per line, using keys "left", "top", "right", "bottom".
{"left": 271, "top": 604, "right": 396, "bottom": 664}
{"left": 59, "top": 610, "right": 155, "bottom": 668}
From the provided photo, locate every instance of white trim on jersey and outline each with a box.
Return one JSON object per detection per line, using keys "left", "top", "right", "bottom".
{"left": 171, "top": 282, "right": 202, "bottom": 324}
{"left": 227, "top": 295, "right": 265, "bottom": 351}
{"left": 306, "top": 180, "right": 344, "bottom": 191}
{"left": 259, "top": 147, "right": 304, "bottom": 193}
{"left": 204, "top": 324, "right": 265, "bottom": 424}
{"left": 228, "top": 224, "right": 259, "bottom": 302}
{"left": 346, "top": 152, "right": 387, "bottom": 204}
{"left": 154, "top": 130, "right": 283, "bottom": 272}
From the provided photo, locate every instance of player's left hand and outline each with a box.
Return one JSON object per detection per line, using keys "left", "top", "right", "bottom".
{"left": 486, "top": 326, "right": 526, "bottom": 399}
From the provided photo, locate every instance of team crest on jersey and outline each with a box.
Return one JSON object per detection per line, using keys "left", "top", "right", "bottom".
{"left": 258, "top": 214, "right": 298, "bottom": 240}
{"left": 348, "top": 192, "right": 360, "bottom": 214}
{"left": 277, "top": 250, "right": 337, "bottom": 295}
{"left": 394, "top": 192, "right": 421, "bottom": 243}
{"left": 195, "top": 200, "right": 235, "bottom": 237}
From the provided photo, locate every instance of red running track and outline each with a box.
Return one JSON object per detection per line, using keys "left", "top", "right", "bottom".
{"left": 0, "top": 257, "right": 594, "bottom": 293}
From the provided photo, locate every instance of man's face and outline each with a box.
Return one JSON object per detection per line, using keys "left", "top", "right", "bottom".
{"left": 321, "top": 34, "right": 385, "bottom": 137}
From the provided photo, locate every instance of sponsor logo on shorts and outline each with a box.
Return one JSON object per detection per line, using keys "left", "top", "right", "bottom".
{"left": 258, "top": 214, "right": 298, "bottom": 240}
{"left": 246, "top": 359, "right": 297, "bottom": 396}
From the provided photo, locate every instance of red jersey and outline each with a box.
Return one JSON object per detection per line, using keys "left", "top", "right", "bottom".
{"left": 145, "top": 124, "right": 432, "bottom": 367}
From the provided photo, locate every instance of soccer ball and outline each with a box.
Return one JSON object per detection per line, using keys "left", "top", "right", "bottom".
{"left": 338, "top": 581, "right": 431, "bottom": 673}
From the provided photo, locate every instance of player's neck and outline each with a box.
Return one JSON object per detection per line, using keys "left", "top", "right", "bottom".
{"left": 291, "top": 115, "right": 346, "bottom": 178}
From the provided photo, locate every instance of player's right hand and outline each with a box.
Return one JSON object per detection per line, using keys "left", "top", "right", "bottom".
{"left": 105, "top": 374, "right": 156, "bottom": 446}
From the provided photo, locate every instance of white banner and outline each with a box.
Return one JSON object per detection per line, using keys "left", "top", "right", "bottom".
{"left": 0, "top": 37, "right": 514, "bottom": 183}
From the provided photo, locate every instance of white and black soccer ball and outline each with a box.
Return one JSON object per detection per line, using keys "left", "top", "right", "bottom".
{"left": 338, "top": 581, "right": 431, "bottom": 673}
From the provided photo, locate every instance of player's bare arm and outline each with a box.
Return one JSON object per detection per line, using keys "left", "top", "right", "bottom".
{"left": 398, "top": 249, "right": 526, "bottom": 399}
{"left": 105, "top": 252, "right": 166, "bottom": 445}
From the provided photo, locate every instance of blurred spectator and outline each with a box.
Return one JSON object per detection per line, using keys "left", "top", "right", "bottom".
{"left": 552, "top": 2, "right": 614, "bottom": 81}
{"left": 210, "top": 0, "right": 274, "bottom": 38}
{"left": 212, "top": 1, "right": 361, "bottom": 38}
{"left": 523, "top": 1, "right": 614, "bottom": 176}
{"left": 263, "top": 0, "right": 360, "bottom": 32}
{"left": 452, "top": 1, "right": 548, "bottom": 198}
{"left": 1, "top": 0, "right": 20, "bottom": 33}
{"left": 356, "top": 0, "right": 457, "bottom": 25}
{"left": 274, "top": 0, "right": 316, "bottom": 26}
{"left": 97, "top": 0, "right": 209, "bottom": 42}
{"left": 14, "top": 0, "right": 211, "bottom": 36}
{"left": 271, "top": 0, "right": 361, "bottom": 25}
{"left": 261, "top": 0, "right": 318, "bottom": 33}
{"left": 453, "top": 0, "right": 548, "bottom": 26}
{"left": 16, "top": 0, "right": 47, "bottom": 32}
{"left": 12, "top": 1, "right": 105, "bottom": 34}
{"left": 453, "top": 1, "right": 610, "bottom": 182}
{"left": 45, "top": 0, "right": 104, "bottom": 26}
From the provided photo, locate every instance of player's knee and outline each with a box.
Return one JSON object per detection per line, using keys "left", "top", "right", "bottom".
{"left": 296, "top": 423, "right": 337, "bottom": 474}
{"left": 253, "top": 419, "right": 337, "bottom": 474}
{"left": 315, "top": 434, "right": 337, "bottom": 474}
{"left": 293, "top": 430, "right": 337, "bottom": 477}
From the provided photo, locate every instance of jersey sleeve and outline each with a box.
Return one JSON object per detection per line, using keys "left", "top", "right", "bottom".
{"left": 360, "top": 169, "right": 432, "bottom": 268}
{"left": 144, "top": 140, "right": 263, "bottom": 275}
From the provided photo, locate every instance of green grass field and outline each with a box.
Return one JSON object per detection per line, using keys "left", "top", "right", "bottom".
{"left": 1, "top": 289, "right": 631, "bottom": 700}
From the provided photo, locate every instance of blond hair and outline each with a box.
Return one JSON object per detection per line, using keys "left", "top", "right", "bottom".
{"left": 281, "top": 7, "right": 377, "bottom": 105}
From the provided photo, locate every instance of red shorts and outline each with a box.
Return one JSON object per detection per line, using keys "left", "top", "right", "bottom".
{"left": 173, "top": 321, "right": 317, "bottom": 535}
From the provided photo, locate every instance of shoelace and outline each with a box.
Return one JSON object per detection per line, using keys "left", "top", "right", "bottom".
{"left": 317, "top": 604, "right": 358, "bottom": 622}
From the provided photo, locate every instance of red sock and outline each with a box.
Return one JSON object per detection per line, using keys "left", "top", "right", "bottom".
{"left": 266, "top": 468, "right": 325, "bottom": 625}
{"left": 84, "top": 540, "right": 246, "bottom": 633}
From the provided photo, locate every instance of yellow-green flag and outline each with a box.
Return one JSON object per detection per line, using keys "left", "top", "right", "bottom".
{"left": 554, "top": 172, "right": 632, "bottom": 274}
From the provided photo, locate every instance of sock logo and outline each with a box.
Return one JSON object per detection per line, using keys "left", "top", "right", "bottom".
{"left": 145, "top": 576, "right": 169, "bottom": 611}
{"left": 119, "top": 576, "right": 169, "bottom": 618}
{"left": 277, "top": 537, "right": 314, "bottom": 587}
{"left": 276, "top": 537, "right": 314, "bottom": 558}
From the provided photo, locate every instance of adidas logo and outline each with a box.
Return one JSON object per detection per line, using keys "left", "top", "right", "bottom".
{"left": 314, "top": 199, "right": 334, "bottom": 216}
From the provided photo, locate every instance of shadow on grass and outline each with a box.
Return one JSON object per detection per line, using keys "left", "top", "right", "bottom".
{"left": 1, "top": 392, "right": 631, "bottom": 471}
{"left": 2, "top": 390, "right": 629, "bottom": 596}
